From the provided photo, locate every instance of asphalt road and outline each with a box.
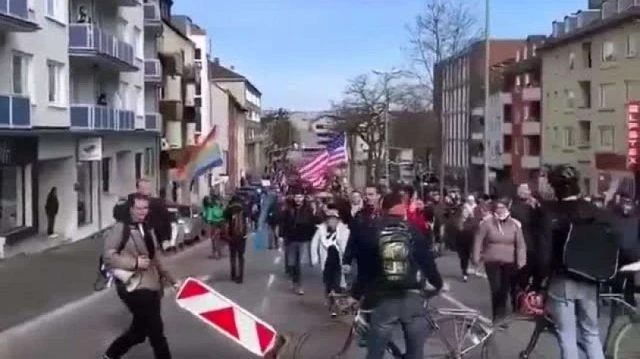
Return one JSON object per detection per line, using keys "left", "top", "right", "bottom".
{"left": 0, "top": 236, "right": 634, "bottom": 358}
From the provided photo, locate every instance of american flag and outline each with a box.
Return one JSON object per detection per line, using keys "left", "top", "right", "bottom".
{"left": 298, "top": 133, "right": 347, "bottom": 189}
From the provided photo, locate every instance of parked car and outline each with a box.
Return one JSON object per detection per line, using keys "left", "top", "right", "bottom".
{"left": 162, "top": 204, "right": 204, "bottom": 251}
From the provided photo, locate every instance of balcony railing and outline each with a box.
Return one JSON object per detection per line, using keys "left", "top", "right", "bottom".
{"left": 522, "top": 87, "right": 541, "bottom": 102}
{"left": 0, "top": 94, "right": 30, "bottom": 128}
{"left": 69, "top": 23, "right": 137, "bottom": 71}
{"left": 143, "top": 2, "right": 161, "bottom": 33}
{"left": 144, "top": 59, "right": 162, "bottom": 83}
{"left": 70, "top": 104, "right": 135, "bottom": 131}
{"left": 521, "top": 155, "right": 541, "bottom": 169}
{"left": 0, "top": 0, "right": 39, "bottom": 32}
{"left": 144, "top": 113, "right": 161, "bottom": 132}
{"left": 522, "top": 121, "right": 541, "bottom": 135}
{"left": 114, "top": 0, "right": 140, "bottom": 6}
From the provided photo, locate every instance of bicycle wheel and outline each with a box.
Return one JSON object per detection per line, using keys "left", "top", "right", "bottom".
{"left": 292, "top": 320, "right": 361, "bottom": 359}
{"left": 612, "top": 322, "right": 640, "bottom": 359}
{"left": 426, "top": 315, "right": 492, "bottom": 358}
{"left": 481, "top": 314, "right": 561, "bottom": 359}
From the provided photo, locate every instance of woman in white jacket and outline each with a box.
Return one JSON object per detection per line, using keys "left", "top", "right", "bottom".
{"left": 311, "top": 209, "right": 350, "bottom": 311}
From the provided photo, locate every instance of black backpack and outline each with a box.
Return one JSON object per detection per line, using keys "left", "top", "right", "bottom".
{"left": 562, "top": 218, "right": 619, "bottom": 283}
{"left": 377, "top": 220, "right": 419, "bottom": 290}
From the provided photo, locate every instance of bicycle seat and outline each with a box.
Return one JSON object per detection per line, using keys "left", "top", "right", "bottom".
{"left": 619, "top": 260, "right": 640, "bottom": 272}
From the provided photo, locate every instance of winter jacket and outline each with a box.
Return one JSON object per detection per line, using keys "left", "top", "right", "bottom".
{"left": 311, "top": 222, "right": 350, "bottom": 287}
{"left": 473, "top": 215, "right": 527, "bottom": 268}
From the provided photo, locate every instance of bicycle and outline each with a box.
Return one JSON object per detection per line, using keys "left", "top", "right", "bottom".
{"left": 482, "top": 268, "right": 640, "bottom": 358}
{"left": 290, "top": 290, "right": 495, "bottom": 358}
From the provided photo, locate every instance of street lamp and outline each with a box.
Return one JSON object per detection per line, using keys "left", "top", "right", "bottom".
{"left": 372, "top": 68, "right": 402, "bottom": 186}
{"left": 483, "top": 0, "right": 491, "bottom": 194}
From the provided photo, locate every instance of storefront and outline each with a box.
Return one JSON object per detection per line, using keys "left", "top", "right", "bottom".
{"left": 0, "top": 136, "right": 38, "bottom": 244}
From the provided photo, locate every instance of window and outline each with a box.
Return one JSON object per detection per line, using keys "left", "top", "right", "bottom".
{"left": 135, "top": 153, "right": 142, "bottom": 180}
{"left": 602, "top": 40, "right": 616, "bottom": 62}
{"left": 569, "top": 52, "right": 575, "bottom": 69}
{"left": 532, "top": 44, "right": 537, "bottom": 57}
{"left": 516, "top": 49, "right": 521, "bottom": 61}
{"left": 46, "top": 0, "right": 62, "bottom": 21}
{"left": 133, "top": 27, "right": 142, "bottom": 59}
{"left": 0, "top": 166, "right": 25, "bottom": 231}
{"left": 515, "top": 75, "right": 521, "bottom": 87}
{"left": 552, "top": 126, "right": 560, "bottom": 147}
{"left": 47, "top": 60, "right": 64, "bottom": 104}
{"left": 143, "top": 148, "right": 154, "bottom": 176}
{"left": 563, "top": 126, "right": 575, "bottom": 147}
{"left": 599, "top": 83, "right": 615, "bottom": 109}
{"left": 12, "top": 52, "right": 33, "bottom": 99}
{"left": 581, "top": 42, "right": 592, "bottom": 68}
{"left": 102, "top": 158, "right": 111, "bottom": 192}
{"left": 578, "top": 120, "right": 591, "bottom": 146}
{"left": 195, "top": 48, "right": 202, "bottom": 60}
{"left": 135, "top": 86, "right": 143, "bottom": 116}
{"left": 626, "top": 34, "right": 637, "bottom": 57}
{"left": 625, "top": 80, "right": 640, "bottom": 101}
{"left": 578, "top": 80, "right": 591, "bottom": 108}
{"left": 195, "top": 83, "right": 201, "bottom": 96}
{"left": 564, "top": 89, "right": 575, "bottom": 108}
{"left": 599, "top": 126, "right": 614, "bottom": 150}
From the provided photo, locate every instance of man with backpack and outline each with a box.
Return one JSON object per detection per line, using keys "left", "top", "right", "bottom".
{"left": 224, "top": 196, "right": 248, "bottom": 283}
{"left": 540, "top": 165, "right": 619, "bottom": 359}
{"left": 348, "top": 191, "right": 443, "bottom": 359}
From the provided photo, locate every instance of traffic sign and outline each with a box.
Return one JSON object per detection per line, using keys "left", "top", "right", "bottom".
{"left": 176, "top": 277, "right": 278, "bottom": 356}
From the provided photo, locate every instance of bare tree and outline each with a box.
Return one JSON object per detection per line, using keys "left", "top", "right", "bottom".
{"left": 333, "top": 71, "right": 404, "bottom": 184}
{"left": 406, "top": 0, "right": 480, "bottom": 106}
{"left": 262, "top": 108, "right": 299, "bottom": 167}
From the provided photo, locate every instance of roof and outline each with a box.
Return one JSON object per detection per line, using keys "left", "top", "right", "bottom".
{"left": 538, "top": 7, "right": 640, "bottom": 52}
{"left": 435, "top": 39, "right": 525, "bottom": 67}
{"left": 162, "top": 18, "right": 194, "bottom": 45}
{"left": 209, "top": 61, "right": 262, "bottom": 96}
{"left": 213, "top": 83, "right": 247, "bottom": 112}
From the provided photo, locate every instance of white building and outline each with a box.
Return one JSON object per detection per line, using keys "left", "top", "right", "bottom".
{"left": 0, "top": 0, "right": 160, "bottom": 249}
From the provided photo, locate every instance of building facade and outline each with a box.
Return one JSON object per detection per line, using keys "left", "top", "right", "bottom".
{"left": 0, "top": 0, "right": 161, "bottom": 248}
{"left": 540, "top": 2, "right": 640, "bottom": 195}
{"left": 210, "top": 59, "right": 261, "bottom": 184}
{"left": 434, "top": 39, "right": 525, "bottom": 192}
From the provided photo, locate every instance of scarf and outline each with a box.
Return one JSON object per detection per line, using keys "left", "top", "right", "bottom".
{"left": 493, "top": 212, "right": 511, "bottom": 235}
{"left": 320, "top": 227, "right": 339, "bottom": 249}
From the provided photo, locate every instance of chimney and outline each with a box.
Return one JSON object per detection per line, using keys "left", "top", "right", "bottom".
{"left": 230, "top": 65, "right": 235, "bottom": 70}
{"left": 213, "top": 57, "right": 219, "bottom": 64}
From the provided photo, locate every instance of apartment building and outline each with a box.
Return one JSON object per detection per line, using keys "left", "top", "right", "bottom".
{"left": 210, "top": 59, "right": 262, "bottom": 185}
{"left": 0, "top": 0, "right": 164, "bottom": 248}
{"left": 434, "top": 39, "right": 524, "bottom": 192}
{"left": 481, "top": 36, "right": 546, "bottom": 189}
{"left": 540, "top": 1, "right": 640, "bottom": 195}
{"left": 150, "top": 1, "right": 202, "bottom": 203}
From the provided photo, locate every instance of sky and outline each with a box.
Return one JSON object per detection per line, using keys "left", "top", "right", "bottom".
{"left": 173, "top": 0, "right": 586, "bottom": 111}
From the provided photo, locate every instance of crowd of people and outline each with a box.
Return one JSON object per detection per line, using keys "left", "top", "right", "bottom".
{"left": 97, "top": 167, "right": 640, "bottom": 359}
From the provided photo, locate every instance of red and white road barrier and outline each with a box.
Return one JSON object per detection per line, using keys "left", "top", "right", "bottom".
{"left": 176, "top": 277, "right": 278, "bottom": 357}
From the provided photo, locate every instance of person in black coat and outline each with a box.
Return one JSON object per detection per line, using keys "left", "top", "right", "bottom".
{"left": 45, "top": 187, "right": 59, "bottom": 236}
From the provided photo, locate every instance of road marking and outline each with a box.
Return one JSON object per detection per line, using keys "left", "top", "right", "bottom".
{"left": 274, "top": 255, "right": 281, "bottom": 265}
{"left": 440, "top": 292, "right": 492, "bottom": 326}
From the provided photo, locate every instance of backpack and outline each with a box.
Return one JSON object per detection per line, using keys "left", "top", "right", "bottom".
{"left": 377, "top": 220, "right": 419, "bottom": 290}
{"left": 562, "top": 219, "right": 619, "bottom": 282}
{"left": 229, "top": 211, "right": 246, "bottom": 238}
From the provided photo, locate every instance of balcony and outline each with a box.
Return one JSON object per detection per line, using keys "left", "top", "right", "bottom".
{"left": 164, "top": 121, "right": 183, "bottom": 149}
{"left": 521, "top": 155, "right": 541, "bottom": 169}
{"left": 114, "top": 0, "right": 140, "bottom": 6}
{"left": 503, "top": 122, "right": 513, "bottom": 135}
{"left": 0, "top": 94, "right": 31, "bottom": 128}
{"left": 502, "top": 153, "right": 512, "bottom": 166}
{"left": 144, "top": 59, "right": 162, "bottom": 84}
{"left": 522, "top": 87, "right": 541, "bottom": 102}
{"left": 522, "top": 121, "right": 541, "bottom": 135}
{"left": 143, "top": 2, "right": 162, "bottom": 35}
{"left": 183, "top": 63, "right": 201, "bottom": 83}
{"left": 161, "top": 75, "right": 182, "bottom": 102}
{"left": 159, "top": 51, "right": 184, "bottom": 75}
{"left": 471, "top": 156, "right": 484, "bottom": 165}
{"left": 144, "top": 113, "right": 161, "bottom": 132}
{"left": 160, "top": 101, "right": 183, "bottom": 122}
{"left": 70, "top": 105, "right": 135, "bottom": 131}
{"left": 69, "top": 23, "right": 137, "bottom": 72}
{"left": 0, "top": 0, "right": 39, "bottom": 32}
{"left": 184, "top": 83, "right": 196, "bottom": 107}
{"left": 471, "top": 132, "right": 483, "bottom": 141}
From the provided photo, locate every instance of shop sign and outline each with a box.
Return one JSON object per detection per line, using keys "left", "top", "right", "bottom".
{"left": 77, "top": 137, "right": 103, "bottom": 161}
{"left": 627, "top": 102, "right": 640, "bottom": 170}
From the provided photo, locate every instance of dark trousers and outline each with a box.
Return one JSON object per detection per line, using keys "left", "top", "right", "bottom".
{"left": 105, "top": 288, "right": 171, "bottom": 359}
{"left": 229, "top": 237, "right": 246, "bottom": 281}
{"left": 518, "top": 251, "right": 541, "bottom": 290}
{"left": 366, "top": 292, "right": 429, "bottom": 359}
{"left": 323, "top": 246, "right": 341, "bottom": 295}
{"left": 46, "top": 213, "right": 55, "bottom": 235}
{"left": 456, "top": 233, "right": 473, "bottom": 276}
{"left": 285, "top": 241, "right": 305, "bottom": 285}
{"left": 485, "top": 262, "right": 518, "bottom": 322}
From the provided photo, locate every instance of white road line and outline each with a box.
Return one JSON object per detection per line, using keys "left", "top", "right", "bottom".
{"left": 266, "top": 273, "right": 276, "bottom": 289}
{"left": 440, "top": 292, "right": 492, "bottom": 325}
{"left": 274, "top": 255, "right": 281, "bottom": 265}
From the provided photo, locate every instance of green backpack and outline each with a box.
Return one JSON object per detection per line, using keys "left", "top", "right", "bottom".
{"left": 205, "top": 205, "right": 224, "bottom": 223}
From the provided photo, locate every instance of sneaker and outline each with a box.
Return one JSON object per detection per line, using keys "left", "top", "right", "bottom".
{"left": 330, "top": 311, "right": 337, "bottom": 318}
{"left": 296, "top": 287, "right": 304, "bottom": 295}
{"left": 462, "top": 275, "right": 468, "bottom": 282}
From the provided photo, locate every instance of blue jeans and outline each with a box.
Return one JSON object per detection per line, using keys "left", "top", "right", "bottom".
{"left": 285, "top": 241, "right": 308, "bottom": 285}
{"left": 366, "top": 292, "right": 429, "bottom": 359}
{"left": 546, "top": 277, "right": 604, "bottom": 359}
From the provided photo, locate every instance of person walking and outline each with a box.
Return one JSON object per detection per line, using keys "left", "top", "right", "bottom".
{"left": 45, "top": 187, "right": 59, "bottom": 237}
{"left": 204, "top": 195, "right": 225, "bottom": 259}
{"left": 310, "top": 209, "right": 350, "bottom": 317}
{"left": 473, "top": 198, "right": 526, "bottom": 322}
{"left": 103, "top": 193, "right": 179, "bottom": 359}
{"left": 225, "top": 196, "right": 248, "bottom": 283}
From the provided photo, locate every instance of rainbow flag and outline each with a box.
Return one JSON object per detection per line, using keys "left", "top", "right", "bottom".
{"left": 175, "top": 126, "right": 224, "bottom": 184}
